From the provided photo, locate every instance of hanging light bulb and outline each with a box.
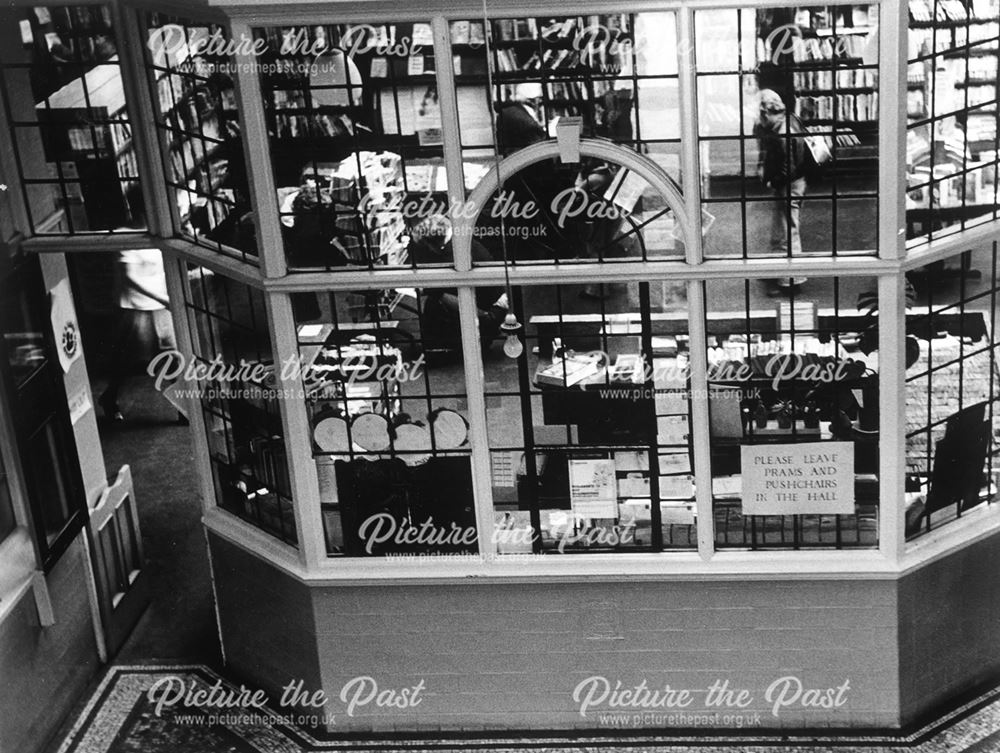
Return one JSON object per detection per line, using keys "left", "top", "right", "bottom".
{"left": 483, "top": 0, "right": 522, "bottom": 361}
{"left": 500, "top": 312, "right": 523, "bottom": 359}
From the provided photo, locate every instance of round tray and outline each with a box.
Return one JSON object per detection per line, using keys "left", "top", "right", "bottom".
{"left": 313, "top": 415, "right": 350, "bottom": 453}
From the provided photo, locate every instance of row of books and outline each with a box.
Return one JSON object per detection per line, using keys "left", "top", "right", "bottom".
{"left": 116, "top": 150, "right": 139, "bottom": 182}
{"left": 492, "top": 18, "right": 540, "bottom": 41}
{"left": 273, "top": 112, "right": 353, "bottom": 139}
{"left": 168, "top": 135, "right": 223, "bottom": 186}
{"left": 156, "top": 73, "right": 231, "bottom": 119}
{"left": 789, "top": 34, "right": 872, "bottom": 62}
{"left": 449, "top": 21, "right": 487, "bottom": 46}
{"left": 908, "top": 89, "right": 929, "bottom": 117}
{"left": 494, "top": 47, "right": 583, "bottom": 72}
{"left": 793, "top": 68, "right": 877, "bottom": 90}
{"left": 908, "top": 166, "right": 994, "bottom": 207}
{"left": 794, "top": 5, "right": 878, "bottom": 31}
{"left": 796, "top": 92, "right": 878, "bottom": 121}
{"left": 965, "top": 55, "right": 1000, "bottom": 80}
{"left": 966, "top": 115, "right": 998, "bottom": 143}
{"left": 490, "top": 16, "right": 629, "bottom": 43}
{"left": 63, "top": 119, "right": 132, "bottom": 156}
{"left": 910, "top": 28, "right": 999, "bottom": 57}
{"left": 34, "top": 5, "right": 112, "bottom": 34}
{"left": 909, "top": 0, "right": 997, "bottom": 23}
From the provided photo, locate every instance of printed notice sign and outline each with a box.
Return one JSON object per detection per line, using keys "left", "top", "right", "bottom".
{"left": 569, "top": 458, "right": 618, "bottom": 519}
{"left": 741, "top": 441, "right": 854, "bottom": 515}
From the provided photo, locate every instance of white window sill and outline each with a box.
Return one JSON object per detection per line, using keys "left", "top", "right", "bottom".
{"left": 205, "top": 504, "right": 1000, "bottom": 586}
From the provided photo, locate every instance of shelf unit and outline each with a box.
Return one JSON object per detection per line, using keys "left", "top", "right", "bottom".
{"left": 756, "top": 4, "right": 880, "bottom": 169}
{"left": 148, "top": 26, "right": 241, "bottom": 238}
{"left": 905, "top": 0, "right": 999, "bottom": 224}
{"left": 21, "top": 6, "right": 131, "bottom": 229}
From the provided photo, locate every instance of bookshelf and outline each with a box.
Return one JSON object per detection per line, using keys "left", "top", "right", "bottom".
{"left": 756, "top": 4, "right": 880, "bottom": 170}
{"left": 255, "top": 17, "right": 634, "bottom": 271}
{"left": 19, "top": 6, "right": 130, "bottom": 229}
{"left": 256, "top": 17, "right": 634, "bottom": 158}
{"left": 147, "top": 24, "right": 242, "bottom": 241}
{"left": 461, "top": 15, "right": 634, "bottom": 139}
{"left": 905, "top": 0, "right": 999, "bottom": 229}
{"left": 36, "top": 59, "right": 134, "bottom": 230}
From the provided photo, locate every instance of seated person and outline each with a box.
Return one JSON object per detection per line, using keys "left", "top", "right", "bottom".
{"left": 408, "top": 215, "right": 509, "bottom": 356}
{"left": 284, "top": 171, "right": 362, "bottom": 268}
{"left": 496, "top": 83, "right": 547, "bottom": 156}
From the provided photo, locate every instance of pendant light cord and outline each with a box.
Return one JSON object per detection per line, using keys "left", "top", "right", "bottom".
{"left": 481, "top": 0, "right": 514, "bottom": 303}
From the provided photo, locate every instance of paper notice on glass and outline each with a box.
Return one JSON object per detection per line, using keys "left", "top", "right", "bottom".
{"left": 658, "top": 475, "right": 693, "bottom": 499}
{"left": 742, "top": 441, "right": 855, "bottom": 515}
{"left": 414, "top": 85, "right": 442, "bottom": 145}
{"left": 315, "top": 457, "right": 339, "bottom": 503}
{"left": 380, "top": 88, "right": 415, "bottom": 135}
{"left": 658, "top": 453, "right": 690, "bottom": 474}
{"left": 655, "top": 392, "right": 688, "bottom": 415}
{"left": 406, "top": 55, "right": 425, "bottom": 76}
{"left": 569, "top": 458, "right": 618, "bottom": 518}
{"left": 657, "top": 415, "right": 688, "bottom": 444}
{"left": 411, "top": 23, "right": 434, "bottom": 46}
{"left": 660, "top": 501, "right": 696, "bottom": 525}
{"left": 604, "top": 169, "right": 647, "bottom": 214}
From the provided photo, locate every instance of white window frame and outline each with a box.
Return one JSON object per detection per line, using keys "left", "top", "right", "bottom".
{"left": 0, "top": 0, "right": 996, "bottom": 581}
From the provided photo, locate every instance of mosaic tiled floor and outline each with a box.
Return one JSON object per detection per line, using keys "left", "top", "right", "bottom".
{"left": 55, "top": 665, "right": 1000, "bottom": 753}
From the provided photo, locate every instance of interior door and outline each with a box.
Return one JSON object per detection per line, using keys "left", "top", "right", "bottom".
{"left": 89, "top": 465, "right": 149, "bottom": 655}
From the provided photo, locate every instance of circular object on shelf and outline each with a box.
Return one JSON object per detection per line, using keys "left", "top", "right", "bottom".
{"left": 313, "top": 415, "right": 350, "bottom": 453}
{"left": 352, "top": 412, "right": 391, "bottom": 452}
{"left": 430, "top": 409, "right": 468, "bottom": 450}
{"left": 393, "top": 422, "right": 431, "bottom": 466}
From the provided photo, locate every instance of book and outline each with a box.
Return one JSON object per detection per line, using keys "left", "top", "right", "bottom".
{"left": 535, "top": 354, "right": 602, "bottom": 387}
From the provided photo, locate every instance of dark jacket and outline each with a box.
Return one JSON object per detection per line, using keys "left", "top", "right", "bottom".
{"left": 496, "top": 102, "right": 547, "bottom": 156}
{"left": 755, "top": 112, "right": 810, "bottom": 189}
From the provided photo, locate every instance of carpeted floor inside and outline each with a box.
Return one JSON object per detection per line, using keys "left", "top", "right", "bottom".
{"left": 53, "top": 665, "right": 1000, "bottom": 753}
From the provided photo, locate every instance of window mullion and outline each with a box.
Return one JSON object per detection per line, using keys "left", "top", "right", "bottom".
{"left": 457, "top": 287, "right": 495, "bottom": 559}
{"left": 431, "top": 16, "right": 470, "bottom": 272}
{"left": 879, "top": 0, "right": 908, "bottom": 260}
{"left": 677, "top": 6, "right": 703, "bottom": 265}
{"left": 878, "top": 273, "right": 906, "bottom": 561}
{"left": 265, "top": 291, "right": 326, "bottom": 568}
{"left": 161, "top": 251, "right": 217, "bottom": 518}
{"left": 687, "top": 279, "right": 715, "bottom": 560}
{"left": 230, "top": 20, "right": 285, "bottom": 277}
{"left": 114, "top": 2, "right": 170, "bottom": 237}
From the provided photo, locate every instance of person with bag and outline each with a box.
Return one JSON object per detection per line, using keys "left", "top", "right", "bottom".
{"left": 754, "top": 89, "right": 812, "bottom": 295}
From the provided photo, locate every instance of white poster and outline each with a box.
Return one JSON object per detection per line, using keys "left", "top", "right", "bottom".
{"left": 49, "top": 278, "right": 81, "bottom": 373}
{"left": 742, "top": 441, "right": 855, "bottom": 515}
{"left": 569, "top": 458, "right": 618, "bottom": 519}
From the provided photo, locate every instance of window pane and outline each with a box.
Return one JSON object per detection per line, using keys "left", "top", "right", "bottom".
{"left": 26, "top": 420, "right": 74, "bottom": 544}
{"left": 705, "top": 276, "right": 880, "bottom": 550}
{"left": 485, "top": 281, "right": 696, "bottom": 554}
{"left": 292, "top": 287, "right": 476, "bottom": 556}
{"left": 697, "top": 5, "right": 880, "bottom": 258}
{"left": 0, "top": 5, "right": 137, "bottom": 234}
{"left": 905, "top": 242, "right": 1000, "bottom": 540}
{"left": 907, "top": 6, "right": 1000, "bottom": 246}
{"left": 471, "top": 162, "right": 683, "bottom": 265}
{"left": 252, "top": 22, "right": 443, "bottom": 272}
{"left": 143, "top": 14, "right": 256, "bottom": 262}
{"left": 183, "top": 263, "right": 294, "bottom": 544}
